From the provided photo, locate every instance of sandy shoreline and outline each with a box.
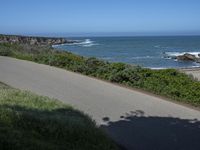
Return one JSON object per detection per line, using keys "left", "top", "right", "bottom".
{"left": 179, "top": 68, "right": 200, "bottom": 81}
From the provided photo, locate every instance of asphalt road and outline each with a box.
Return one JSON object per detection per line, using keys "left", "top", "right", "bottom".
{"left": 0, "top": 56, "right": 200, "bottom": 150}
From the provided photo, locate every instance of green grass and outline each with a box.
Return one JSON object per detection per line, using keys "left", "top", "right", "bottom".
{"left": 1, "top": 43, "right": 200, "bottom": 106}
{"left": 0, "top": 82, "right": 118, "bottom": 150}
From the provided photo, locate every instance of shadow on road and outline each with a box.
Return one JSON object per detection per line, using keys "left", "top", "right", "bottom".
{"left": 101, "top": 110, "right": 200, "bottom": 150}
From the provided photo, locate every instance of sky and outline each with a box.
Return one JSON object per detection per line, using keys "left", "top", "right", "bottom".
{"left": 0, "top": 0, "right": 200, "bottom": 36}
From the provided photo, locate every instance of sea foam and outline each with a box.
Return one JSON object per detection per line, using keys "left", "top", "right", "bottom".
{"left": 71, "top": 39, "right": 98, "bottom": 47}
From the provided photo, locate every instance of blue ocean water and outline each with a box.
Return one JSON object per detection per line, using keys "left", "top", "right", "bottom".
{"left": 55, "top": 36, "right": 200, "bottom": 69}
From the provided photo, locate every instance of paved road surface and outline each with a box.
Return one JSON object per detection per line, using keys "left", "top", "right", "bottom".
{"left": 0, "top": 56, "right": 200, "bottom": 150}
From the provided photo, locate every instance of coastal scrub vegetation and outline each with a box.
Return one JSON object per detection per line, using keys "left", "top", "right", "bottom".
{"left": 0, "top": 82, "right": 118, "bottom": 150}
{"left": 1, "top": 43, "right": 200, "bottom": 106}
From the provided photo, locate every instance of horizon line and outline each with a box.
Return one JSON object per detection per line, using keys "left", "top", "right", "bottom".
{"left": 1, "top": 33, "right": 200, "bottom": 38}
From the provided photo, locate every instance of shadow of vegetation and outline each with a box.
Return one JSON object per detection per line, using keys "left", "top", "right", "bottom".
{"left": 0, "top": 104, "right": 117, "bottom": 150}
{"left": 101, "top": 110, "right": 200, "bottom": 150}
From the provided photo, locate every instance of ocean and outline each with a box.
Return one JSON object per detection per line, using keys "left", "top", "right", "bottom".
{"left": 54, "top": 36, "right": 200, "bottom": 69}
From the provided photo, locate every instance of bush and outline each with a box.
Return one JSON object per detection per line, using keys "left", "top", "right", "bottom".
{"left": 0, "top": 45, "right": 13, "bottom": 56}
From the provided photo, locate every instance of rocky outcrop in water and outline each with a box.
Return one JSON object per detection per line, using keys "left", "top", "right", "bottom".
{"left": 0, "top": 34, "right": 74, "bottom": 46}
{"left": 177, "top": 53, "right": 200, "bottom": 63}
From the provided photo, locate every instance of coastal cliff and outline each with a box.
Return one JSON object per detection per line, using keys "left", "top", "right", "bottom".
{"left": 0, "top": 34, "right": 74, "bottom": 46}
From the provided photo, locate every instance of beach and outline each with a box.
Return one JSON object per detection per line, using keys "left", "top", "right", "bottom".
{"left": 181, "top": 68, "right": 200, "bottom": 81}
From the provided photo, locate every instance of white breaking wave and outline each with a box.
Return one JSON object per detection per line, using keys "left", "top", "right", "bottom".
{"left": 53, "top": 39, "right": 98, "bottom": 47}
{"left": 79, "top": 39, "right": 99, "bottom": 47}
{"left": 69, "top": 39, "right": 99, "bottom": 47}
{"left": 154, "top": 45, "right": 161, "bottom": 48}
{"left": 101, "top": 57, "right": 113, "bottom": 60}
{"left": 131, "top": 56, "right": 156, "bottom": 59}
{"left": 163, "top": 52, "right": 200, "bottom": 59}
{"left": 81, "top": 39, "right": 93, "bottom": 44}
{"left": 150, "top": 67, "right": 167, "bottom": 70}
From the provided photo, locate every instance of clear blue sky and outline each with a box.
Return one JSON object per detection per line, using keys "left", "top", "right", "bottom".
{"left": 0, "top": 0, "right": 200, "bottom": 36}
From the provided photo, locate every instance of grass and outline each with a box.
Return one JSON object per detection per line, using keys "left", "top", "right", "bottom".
{"left": 1, "top": 42, "right": 200, "bottom": 106}
{"left": 0, "top": 82, "right": 118, "bottom": 150}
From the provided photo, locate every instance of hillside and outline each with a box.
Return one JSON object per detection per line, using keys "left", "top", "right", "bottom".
{"left": 0, "top": 34, "right": 74, "bottom": 46}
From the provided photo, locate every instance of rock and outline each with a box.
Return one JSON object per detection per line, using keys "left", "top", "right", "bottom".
{"left": 177, "top": 53, "right": 196, "bottom": 61}
{"left": 177, "top": 53, "right": 200, "bottom": 63}
{"left": 195, "top": 55, "right": 200, "bottom": 63}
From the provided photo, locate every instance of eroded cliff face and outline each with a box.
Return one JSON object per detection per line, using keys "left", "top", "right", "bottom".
{"left": 0, "top": 34, "right": 74, "bottom": 45}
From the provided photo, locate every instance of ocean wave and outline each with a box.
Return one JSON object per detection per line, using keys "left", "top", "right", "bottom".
{"left": 80, "top": 39, "right": 99, "bottom": 47}
{"left": 130, "top": 56, "right": 155, "bottom": 59}
{"left": 150, "top": 65, "right": 200, "bottom": 69}
{"left": 163, "top": 51, "right": 200, "bottom": 59}
{"left": 52, "top": 43, "right": 67, "bottom": 48}
{"left": 67, "top": 39, "right": 99, "bottom": 47}
{"left": 154, "top": 45, "right": 161, "bottom": 48}
{"left": 53, "top": 39, "right": 99, "bottom": 47}
{"left": 101, "top": 57, "right": 113, "bottom": 60}
{"left": 150, "top": 67, "right": 167, "bottom": 70}
{"left": 81, "top": 43, "right": 99, "bottom": 47}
